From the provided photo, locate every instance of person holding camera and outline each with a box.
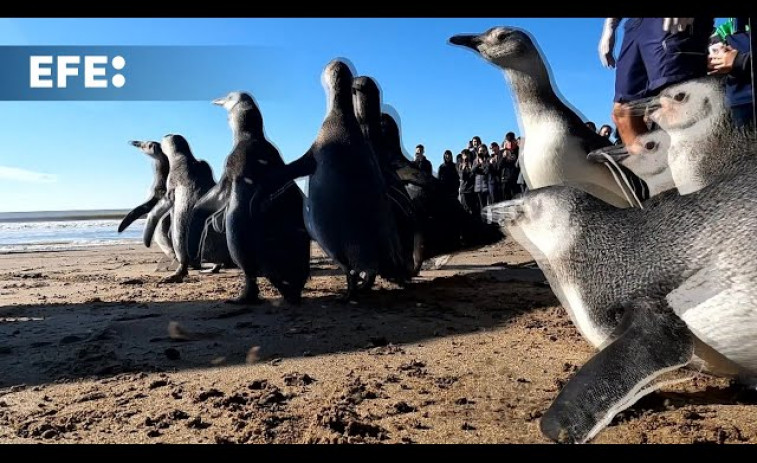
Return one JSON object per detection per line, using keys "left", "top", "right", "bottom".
{"left": 458, "top": 150, "right": 478, "bottom": 217}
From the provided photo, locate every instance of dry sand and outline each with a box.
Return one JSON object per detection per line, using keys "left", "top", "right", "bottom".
{"left": 1, "top": 239, "right": 756, "bottom": 444}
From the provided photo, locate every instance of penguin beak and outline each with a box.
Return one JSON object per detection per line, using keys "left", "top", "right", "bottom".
{"left": 587, "top": 145, "right": 630, "bottom": 164}
{"left": 624, "top": 96, "right": 662, "bottom": 117}
{"left": 449, "top": 34, "right": 483, "bottom": 51}
{"left": 212, "top": 97, "right": 227, "bottom": 106}
{"left": 482, "top": 199, "right": 526, "bottom": 227}
{"left": 129, "top": 140, "right": 142, "bottom": 148}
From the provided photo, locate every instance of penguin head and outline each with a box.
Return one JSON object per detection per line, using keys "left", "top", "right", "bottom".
{"left": 212, "top": 91, "right": 255, "bottom": 112}
{"left": 322, "top": 59, "right": 356, "bottom": 95}
{"left": 483, "top": 186, "right": 589, "bottom": 258}
{"left": 160, "top": 134, "right": 192, "bottom": 160}
{"left": 648, "top": 78, "right": 726, "bottom": 133}
{"left": 352, "top": 76, "right": 382, "bottom": 128}
{"left": 212, "top": 91, "right": 263, "bottom": 133}
{"left": 129, "top": 140, "right": 164, "bottom": 160}
{"left": 588, "top": 130, "right": 671, "bottom": 180}
{"left": 449, "top": 27, "right": 538, "bottom": 70}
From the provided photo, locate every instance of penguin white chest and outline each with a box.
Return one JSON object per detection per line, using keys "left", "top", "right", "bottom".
{"left": 510, "top": 217, "right": 607, "bottom": 348}
{"left": 520, "top": 116, "right": 585, "bottom": 189}
{"left": 667, "top": 269, "right": 757, "bottom": 374}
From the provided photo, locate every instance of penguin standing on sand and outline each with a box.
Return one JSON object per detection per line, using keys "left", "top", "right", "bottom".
{"left": 270, "top": 59, "right": 407, "bottom": 300}
{"left": 189, "top": 91, "right": 310, "bottom": 304}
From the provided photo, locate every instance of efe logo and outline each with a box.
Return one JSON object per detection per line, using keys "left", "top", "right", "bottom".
{"left": 30, "top": 55, "right": 126, "bottom": 89}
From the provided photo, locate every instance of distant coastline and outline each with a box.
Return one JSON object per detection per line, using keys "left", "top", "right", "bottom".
{"left": 0, "top": 209, "right": 131, "bottom": 223}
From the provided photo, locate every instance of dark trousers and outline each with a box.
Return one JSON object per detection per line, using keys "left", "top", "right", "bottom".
{"left": 477, "top": 192, "right": 489, "bottom": 210}
{"left": 488, "top": 182, "right": 500, "bottom": 204}
{"left": 732, "top": 103, "right": 755, "bottom": 130}
{"left": 461, "top": 192, "right": 480, "bottom": 218}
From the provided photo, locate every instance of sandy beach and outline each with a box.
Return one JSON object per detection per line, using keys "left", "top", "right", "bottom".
{"left": 1, "top": 240, "right": 756, "bottom": 444}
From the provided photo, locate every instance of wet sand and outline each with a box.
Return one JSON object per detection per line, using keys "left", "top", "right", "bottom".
{"left": 0, "top": 240, "right": 756, "bottom": 443}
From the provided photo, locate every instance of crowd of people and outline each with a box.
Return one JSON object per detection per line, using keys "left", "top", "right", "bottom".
{"left": 411, "top": 122, "right": 618, "bottom": 219}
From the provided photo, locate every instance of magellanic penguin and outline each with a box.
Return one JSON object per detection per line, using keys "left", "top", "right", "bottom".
{"left": 190, "top": 91, "right": 310, "bottom": 305}
{"left": 118, "top": 140, "right": 176, "bottom": 266}
{"left": 146, "top": 134, "right": 231, "bottom": 283}
{"left": 483, "top": 133, "right": 757, "bottom": 443}
{"left": 269, "top": 59, "right": 407, "bottom": 300}
{"left": 380, "top": 111, "right": 505, "bottom": 260}
{"left": 588, "top": 77, "right": 739, "bottom": 197}
{"left": 449, "top": 26, "right": 649, "bottom": 208}
{"left": 353, "top": 76, "right": 421, "bottom": 279}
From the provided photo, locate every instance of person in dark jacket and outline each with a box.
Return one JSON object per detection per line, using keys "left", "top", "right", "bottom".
{"left": 488, "top": 142, "right": 504, "bottom": 204}
{"left": 438, "top": 150, "right": 460, "bottom": 198}
{"left": 458, "top": 150, "right": 478, "bottom": 217}
{"left": 709, "top": 17, "right": 754, "bottom": 129}
{"left": 472, "top": 145, "right": 491, "bottom": 209}
{"left": 499, "top": 145, "right": 519, "bottom": 200}
{"left": 414, "top": 144, "right": 433, "bottom": 175}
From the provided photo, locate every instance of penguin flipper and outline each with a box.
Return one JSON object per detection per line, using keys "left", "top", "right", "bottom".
{"left": 188, "top": 179, "right": 230, "bottom": 260}
{"left": 266, "top": 150, "right": 317, "bottom": 188}
{"left": 540, "top": 297, "right": 694, "bottom": 444}
{"left": 143, "top": 195, "right": 174, "bottom": 248}
{"left": 118, "top": 196, "right": 160, "bottom": 233}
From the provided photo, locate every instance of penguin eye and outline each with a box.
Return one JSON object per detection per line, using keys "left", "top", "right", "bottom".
{"left": 644, "top": 141, "right": 657, "bottom": 151}
{"left": 673, "top": 92, "right": 687, "bottom": 102}
{"left": 496, "top": 31, "right": 509, "bottom": 41}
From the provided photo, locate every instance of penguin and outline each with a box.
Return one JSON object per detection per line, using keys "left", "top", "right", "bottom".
{"left": 269, "top": 59, "right": 407, "bottom": 300}
{"left": 483, "top": 133, "right": 757, "bottom": 443}
{"left": 379, "top": 111, "right": 506, "bottom": 259}
{"left": 587, "top": 130, "right": 674, "bottom": 199}
{"left": 118, "top": 140, "right": 175, "bottom": 265}
{"left": 145, "top": 134, "right": 230, "bottom": 283}
{"left": 588, "top": 77, "right": 739, "bottom": 197}
{"left": 190, "top": 91, "right": 310, "bottom": 304}
{"left": 449, "top": 26, "right": 649, "bottom": 208}
{"left": 352, "top": 76, "right": 422, "bottom": 277}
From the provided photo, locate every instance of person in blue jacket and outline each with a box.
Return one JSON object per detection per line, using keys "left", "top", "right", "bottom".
{"left": 709, "top": 17, "right": 754, "bottom": 130}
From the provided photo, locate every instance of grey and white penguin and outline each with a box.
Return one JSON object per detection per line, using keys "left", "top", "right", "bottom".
{"left": 270, "top": 59, "right": 407, "bottom": 300}
{"left": 352, "top": 76, "right": 422, "bottom": 277}
{"left": 379, "top": 111, "right": 505, "bottom": 259}
{"left": 144, "top": 134, "right": 231, "bottom": 283}
{"left": 189, "top": 91, "right": 310, "bottom": 305}
{"left": 449, "top": 26, "right": 648, "bottom": 208}
{"left": 118, "top": 140, "right": 175, "bottom": 265}
{"left": 588, "top": 77, "right": 740, "bottom": 197}
{"left": 483, "top": 129, "right": 757, "bottom": 443}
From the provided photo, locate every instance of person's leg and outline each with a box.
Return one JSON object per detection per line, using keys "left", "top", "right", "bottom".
{"left": 731, "top": 103, "right": 755, "bottom": 130}
{"left": 612, "top": 18, "right": 651, "bottom": 149}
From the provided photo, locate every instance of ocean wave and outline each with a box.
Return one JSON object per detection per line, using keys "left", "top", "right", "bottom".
{"left": 0, "top": 239, "right": 142, "bottom": 254}
{"left": 0, "top": 218, "right": 145, "bottom": 231}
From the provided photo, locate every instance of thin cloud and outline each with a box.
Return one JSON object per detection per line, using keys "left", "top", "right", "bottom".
{"left": 0, "top": 166, "right": 58, "bottom": 183}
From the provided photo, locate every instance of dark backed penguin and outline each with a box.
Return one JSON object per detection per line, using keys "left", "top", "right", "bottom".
{"left": 380, "top": 112, "right": 505, "bottom": 259}
{"left": 352, "top": 76, "right": 421, "bottom": 277}
{"left": 270, "top": 59, "right": 407, "bottom": 300}
{"left": 190, "top": 91, "right": 310, "bottom": 305}
{"left": 483, "top": 130, "right": 757, "bottom": 443}
{"left": 118, "top": 140, "right": 175, "bottom": 265}
{"left": 145, "top": 134, "right": 231, "bottom": 283}
{"left": 449, "top": 26, "right": 648, "bottom": 208}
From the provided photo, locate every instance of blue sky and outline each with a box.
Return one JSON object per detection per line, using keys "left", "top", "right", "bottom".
{"left": 0, "top": 18, "right": 721, "bottom": 212}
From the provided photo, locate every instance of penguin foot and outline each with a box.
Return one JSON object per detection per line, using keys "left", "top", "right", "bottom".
{"left": 281, "top": 292, "right": 303, "bottom": 305}
{"left": 161, "top": 271, "right": 187, "bottom": 284}
{"left": 199, "top": 264, "right": 223, "bottom": 274}
{"left": 227, "top": 283, "right": 263, "bottom": 305}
